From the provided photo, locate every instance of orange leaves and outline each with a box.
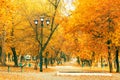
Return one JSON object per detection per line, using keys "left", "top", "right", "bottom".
{"left": 112, "top": 24, "right": 120, "bottom": 46}
{"left": 60, "top": 0, "right": 120, "bottom": 60}
{"left": 0, "top": 0, "right": 15, "bottom": 23}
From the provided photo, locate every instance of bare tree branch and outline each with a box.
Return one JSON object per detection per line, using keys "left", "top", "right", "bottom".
{"left": 43, "top": 24, "right": 59, "bottom": 51}
{"left": 48, "top": 0, "right": 56, "bottom": 7}
{"left": 50, "top": 0, "right": 60, "bottom": 31}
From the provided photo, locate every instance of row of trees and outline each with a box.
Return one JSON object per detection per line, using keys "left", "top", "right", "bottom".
{"left": 61, "top": 0, "right": 120, "bottom": 72}
{"left": 0, "top": 0, "right": 68, "bottom": 72}
{"left": 0, "top": 0, "right": 120, "bottom": 73}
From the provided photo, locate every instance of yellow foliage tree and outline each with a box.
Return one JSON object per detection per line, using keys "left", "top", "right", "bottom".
{"left": 62, "top": 0, "right": 120, "bottom": 72}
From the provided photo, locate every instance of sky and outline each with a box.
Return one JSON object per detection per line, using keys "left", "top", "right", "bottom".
{"left": 63, "top": 0, "right": 75, "bottom": 16}
{"left": 64, "top": 0, "right": 75, "bottom": 10}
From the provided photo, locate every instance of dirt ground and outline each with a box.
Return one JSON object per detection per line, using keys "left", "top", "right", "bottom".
{"left": 0, "top": 66, "right": 120, "bottom": 80}
{"left": 0, "top": 71, "right": 120, "bottom": 80}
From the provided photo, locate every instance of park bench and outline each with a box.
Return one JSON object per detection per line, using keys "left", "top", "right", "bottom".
{"left": 7, "top": 62, "right": 27, "bottom": 72}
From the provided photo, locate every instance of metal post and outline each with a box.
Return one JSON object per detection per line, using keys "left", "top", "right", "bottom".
{"left": 39, "top": 20, "right": 44, "bottom": 72}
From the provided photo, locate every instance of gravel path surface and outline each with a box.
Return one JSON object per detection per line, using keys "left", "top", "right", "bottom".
{"left": 0, "top": 71, "right": 120, "bottom": 80}
{"left": 0, "top": 62, "right": 120, "bottom": 80}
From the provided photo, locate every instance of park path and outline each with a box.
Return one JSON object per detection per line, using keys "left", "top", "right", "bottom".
{"left": 0, "top": 69, "right": 74, "bottom": 80}
{"left": 0, "top": 62, "right": 120, "bottom": 80}
{"left": 0, "top": 65, "right": 120, "bottom": 80}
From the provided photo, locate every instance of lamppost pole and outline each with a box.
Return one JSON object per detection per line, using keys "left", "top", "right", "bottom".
{"left": 34, "top": 20, "right": 38, "bottom": 40}
{"left": 40, "top": 16, "right": 44, "bottom": 48}
{"left": 34, "top": 16, "right": 50, "bottom": 72}
{"left": 40, "top": 16, "right": 44, "bottom": 72}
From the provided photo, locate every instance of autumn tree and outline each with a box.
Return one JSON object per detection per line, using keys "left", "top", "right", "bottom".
{"left": 17, "top": 0, "right": 66, "bottom": 72}
{"left": 62, "top": 0, "right": 120, "bottom": 72}
{"left": 0, "top": 0, "right": 15, "bottom": 65}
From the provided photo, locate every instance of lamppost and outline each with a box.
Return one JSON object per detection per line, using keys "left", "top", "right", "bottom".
{"left": 34, "top": 16, "right": 50, "bottom": 72}
{"left": 46, "top": 19, "right": 50, "bottom": 26}
{"left": 34, "top": 20, "right": 38, "bottom": 40}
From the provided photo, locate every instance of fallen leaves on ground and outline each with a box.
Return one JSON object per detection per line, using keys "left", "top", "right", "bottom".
{"left": 0, "top": 66, "right": 120, "bottom": 80}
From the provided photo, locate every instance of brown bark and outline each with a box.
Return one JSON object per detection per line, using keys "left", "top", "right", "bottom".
{"left": 108, "top": 46, "right": 113, "bottom": 73}
{"left": 115, "top": 47, "right": 119, "bottom": 72}
{"left": 11, "top": 47, "right": 18, "bottom": 66}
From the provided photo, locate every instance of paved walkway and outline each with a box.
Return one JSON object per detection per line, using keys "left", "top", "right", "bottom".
{"left": 0, "top": 70, "right": 120, "bottom": 80}
{"left": 0, "top": 62, "right": 120, "bottom": 80}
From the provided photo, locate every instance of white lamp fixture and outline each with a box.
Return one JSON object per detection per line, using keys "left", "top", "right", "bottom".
{"left": 34, "top": 20, "right": 38, "bottom": 25}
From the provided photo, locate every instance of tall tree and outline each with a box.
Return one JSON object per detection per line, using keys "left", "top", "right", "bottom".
{"left": 18, "top": 0, "right": 65, "bottom": 72}
{"left": 62, "top": 0, "right": 120, "bottom": 72}
{"left": 0, "top": 0, "right": 15, "bottom": 65}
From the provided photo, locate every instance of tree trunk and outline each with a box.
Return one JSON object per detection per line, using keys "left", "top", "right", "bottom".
{"left": 108, "top": 46, "right": 113, "bottom": 72}
{"left": 91, "top": 52, "right": 95, "bottom": 66}
{"left": 0, "top": 47, "right": 2, "bottom": 63}
{"left": 1, "top": 26, "right": 6, "bottom": 66}
{"left": 115, "top": 48, "right": 119, "bottom": 72}
{"left": 81, "top": 60, "right": 84, "bottom": 67}
{"left": 1, "top": 53, "right": 6, "bottom": 65}
{"left": 11, "top": 47, "right": 18, "bottom": 66}
{"left": 45, "top": 52, "right": 48, "bottom": 68}
{"left": 45, "top": 58, "right": 48, "bottom": 68}
{"left": 77, "top": 56, "right": 80, "bottom": 64}
{"left": 50, "top": 56, "right": 53, "bottom": 66}
{"left": 66, "top": 55, "right": 70, "bottom": 61}
{"left": 8, "top": 53, "right": 11, "bottom": 62}
{"left": 39, "top": 50, "right": 43, "bottom": 72}
{"left": 1, "top": 46, "right": 6, "bottom": 65}
{"left": 63, "top": 56, "right": 66, "bottom": 62}
{"left": 101, "top": 56, "right": 103, "bottom": 68}
{"left": 34, "top": 60, "right": 38, "bottom": 70}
